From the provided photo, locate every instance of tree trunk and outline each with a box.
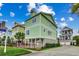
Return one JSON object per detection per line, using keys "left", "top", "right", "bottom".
{"left": 17, "top": 41, "right": 18, "bottom": 47}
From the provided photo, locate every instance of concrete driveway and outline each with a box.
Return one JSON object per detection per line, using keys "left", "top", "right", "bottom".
{"left": 23, "top": 46, "right": 79, "bottom": 56}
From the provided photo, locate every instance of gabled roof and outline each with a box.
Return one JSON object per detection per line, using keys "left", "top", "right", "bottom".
{"left": 61, "top": 26, "right": 73, "bottom": 31}
{"left": 25, "top": 12, "right": 57, "bottom": 28}
{"left": 12, "top": 24, "right": 25, "bottom": 29}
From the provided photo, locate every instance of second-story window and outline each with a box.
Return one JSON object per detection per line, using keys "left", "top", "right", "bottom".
{"left": 48, "top": 30, "right": 52, "bottom": 36}
{"left": 32, "top": 17, "right": 36, "bottom": 23}
{"left": 44, "top": 28, "right": 45, "bottom": 32}
{"left": 26, "top": 30, "right": 30, "bottom": 35}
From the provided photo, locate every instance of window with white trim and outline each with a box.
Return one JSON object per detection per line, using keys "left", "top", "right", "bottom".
{"left": 44, "top": 28, "right": 45, "bottom": 32}
{"left": 48, "top": 30, "right": 52, "bottom": 36}
{"left": 26, "top": 30, "right": 30, "bottom": 35}
{"left": 32, "top": 17, "right": 36, "bottom": 23}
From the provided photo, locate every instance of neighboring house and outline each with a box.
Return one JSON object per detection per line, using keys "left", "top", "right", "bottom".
{"left": 59, "top": 27, "right": 73, "bottom": 45}
{"left": 0, "top": 21, "right": 6, "bottom": 29}
{"left": 24, "top": 9, "right": 57, "bottom": 48}
{"left": 0, "top": 21, "right": 12, "bottom": 39}
{"left": 0, "top": 21, "right": 6, "bottom": 38}
{"left": 12, "top": 22, "right": 25, "bottom": 41}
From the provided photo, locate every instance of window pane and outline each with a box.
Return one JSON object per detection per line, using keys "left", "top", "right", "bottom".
{"left": 26, "top": 30, "right": 29, "bottom": 35}
{"left": 32, "top": 17, "right": 36, "bottom": 23}
{"left": 48, "top": 30, "right": 51, "bottom": 35}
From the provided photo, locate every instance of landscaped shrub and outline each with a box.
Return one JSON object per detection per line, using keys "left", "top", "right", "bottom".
{"left": 44, "top": 43, "right": 60, "bottom": 48}
{"left": 7, "top": 43, "right": 14, "bottom": 47}
{"left": 73, "top": 36, "right": 79, "bottom": 46}
{"left": 27, "top": 43, "right": 60, "bottom": 51}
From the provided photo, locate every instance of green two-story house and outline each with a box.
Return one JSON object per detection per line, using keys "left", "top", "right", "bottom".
{"left": 24, "top": 9, "right": 57, "bottom": 48}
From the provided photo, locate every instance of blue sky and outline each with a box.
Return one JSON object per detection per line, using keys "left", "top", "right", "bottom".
{"left": 0, "top": 3, "right": 79, "bottom": 35}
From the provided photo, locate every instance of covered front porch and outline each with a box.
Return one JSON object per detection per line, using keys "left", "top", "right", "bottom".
{"left": 26, "top": 38, "right": 45, "bottom": 48}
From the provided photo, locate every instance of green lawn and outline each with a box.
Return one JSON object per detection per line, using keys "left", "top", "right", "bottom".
{"left": 0, "top": 46, "right": 31, "bottom": 56}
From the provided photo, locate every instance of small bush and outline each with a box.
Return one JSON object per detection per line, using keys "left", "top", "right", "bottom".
{"left": 27, "top": 43, "right": 60, "bottom": 51}
{"left": 45, "top": 43, "right": 60, "bottom": 48}
{"left": 7, "top": 43, "right": 14, "bottom": 47}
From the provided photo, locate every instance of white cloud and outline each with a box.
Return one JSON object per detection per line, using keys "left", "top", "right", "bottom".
{"left": 0, "top": 3, "right": 3, "bottom": 8}
{"left": 10, "top": 12, "right": 15, "bottom": 17}
{"left": 68, "top": 9, "right": 71, "bottom": 13}
{"left": 55, "top": 21, "right": 58, "bottom": 25}
{"left": 25, "top": 13, "right": 30, "bottom": 16}
{"left": 21, "top": 22, "right": 24, "bottom": 24}
{"left": 27, "top": 3, "right": 36, "bottom": 12}
{"left": 59, "top": 22, "right": 68, "bottom": 28}
{"left": 73, "top": 29, "right": 79, "bottom": 36}
{"left": 52, "top": 11, "right": 55, "bottom": 16}
{"left": 0, "top": 13, "right": 2, "bottom": 16}
{"left": 38, "top": 4, "right": 55, "bottom": 15}
{"left": 27, "top": 3, "right": 55, "bottom": 16}
{"left": 61, "top": 17, "right": 65, "bottom": 21}
{"left": 69, "top": 17, "right": 74, "bottom": 21}
{"left": 0, "top": 3, "right": 3, "bottom": 10}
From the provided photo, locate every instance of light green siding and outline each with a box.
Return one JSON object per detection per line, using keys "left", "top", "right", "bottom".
{"left": 41, "top": 25, "right": 57, "bottom": 39}
{"left": 40, "top": 14, "right": 57, "bottom": 39}
{"left": 25, "top": 25, "right": 41, "bottom": 38}
{"left": 42, "top": 14, "right": 53, "bottom": 22}
{"left": 25, "top": 15, "right": 41, "bottom": 27}
{"left": 25, "top": 13, "right": 57, "bottom": 41}
{"left": 25, "top": 15, "right": 41, "bottom": 38}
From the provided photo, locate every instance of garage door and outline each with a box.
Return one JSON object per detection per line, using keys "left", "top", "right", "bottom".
{"left": 60, "top": 42, "right": 70, "bottom": 45}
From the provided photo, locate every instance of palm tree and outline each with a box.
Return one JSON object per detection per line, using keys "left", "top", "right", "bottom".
{"left": 14, "top": 32, "right": 25, "bottom": 47}
{"left": 71, "top": 3, "right": 79, "bottom": 14}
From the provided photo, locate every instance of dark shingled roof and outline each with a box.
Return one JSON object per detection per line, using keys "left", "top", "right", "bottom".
{"left": 61, "top": 26, "right": 73, "bottom": 31}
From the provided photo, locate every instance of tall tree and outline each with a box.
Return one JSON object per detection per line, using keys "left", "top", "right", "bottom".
{"left": 14, "top": 32, "right": 25, "bottom": 47}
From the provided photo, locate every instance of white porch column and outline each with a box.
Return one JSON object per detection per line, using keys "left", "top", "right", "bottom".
{"left": 35, "top": 39, "right": 37, "bottom": 48}
{"left": 28, "top": 39, "right": 29, "bottom": 48}
{"left": 42, "top": 39, "right": 45, "bottom": 47}
{"left": 30, "top": 39, "right": 33, "bottom": 48}
{"left": 24, "top": 39, "right": 26, "bottom": 48}
{"left": 29, "top": 39, "right": 30, "bottom": 48}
